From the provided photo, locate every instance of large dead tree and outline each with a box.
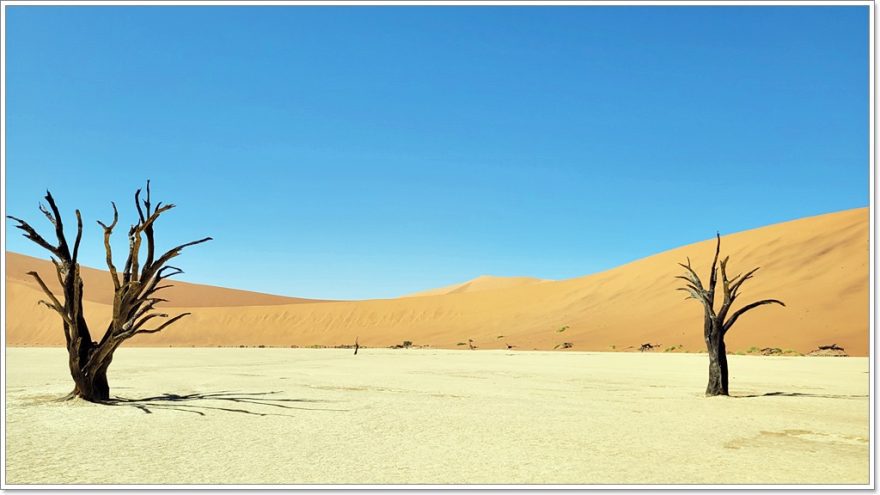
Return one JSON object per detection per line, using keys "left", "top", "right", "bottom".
{"left": 7, "top": 182, "right": 210, "bottom": 402}
{"left": 677, "top": 234, "right": 784, "bottom": 396}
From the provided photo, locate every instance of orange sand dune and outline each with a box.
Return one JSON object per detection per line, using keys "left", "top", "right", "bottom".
{"left": 5, "top": 208, "right": 869, "bottom": 355}
{"left": 5, "top": 252, "right": 319, "bottom": 307}
{"left": 403, "top": 274, "right": 548, "bottom": 297}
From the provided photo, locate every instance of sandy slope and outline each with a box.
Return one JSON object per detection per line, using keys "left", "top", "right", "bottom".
{"left": 5, "top": 208, "right": 869, "bottom": 355}
{"left": 403, "top": 274, "right": 548, "bottom": 297}
{"left": 4, "top": 348, "right": 869, "bottom": 485}
{"left": 5, "top": 251, "right": 318, "bottom": 307}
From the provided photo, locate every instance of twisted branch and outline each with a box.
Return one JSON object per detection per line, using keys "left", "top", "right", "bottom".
{"left": 723, "top": 299, "right": 786, "bottom": 334}
{"left": 97, "top": 202, "right": 121, "bottom": 291}
{"left": 26, "top": 271, "right": 71, "bottom": 325}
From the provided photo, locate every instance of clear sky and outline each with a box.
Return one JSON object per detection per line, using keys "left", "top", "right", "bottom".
{"left": 4, "top": 5, "right": 869, "bottom": 300}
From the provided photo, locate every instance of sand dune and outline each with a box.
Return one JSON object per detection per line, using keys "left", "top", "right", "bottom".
{"left": 403, "top": 274, "right": 548, "bottom": 297}
{"left": 5, "top": 251, "right": 320, "bottom": 307}
{"left": 5, "top": 208, "right": 869, "bottom": 355}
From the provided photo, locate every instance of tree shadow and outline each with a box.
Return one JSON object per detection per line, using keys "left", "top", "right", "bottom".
{"left": 103, "top": 390, "right": 349, "bottom": 416}
{"left": 734, "top": 391, "right": 869, "bottom": 400}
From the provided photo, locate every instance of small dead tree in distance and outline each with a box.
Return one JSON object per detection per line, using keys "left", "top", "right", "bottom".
{"left": 676, "top": 233, "right": 784, "bottom": 396}
{"left": 7, "top": 182, "right": 211, "bottom": 402}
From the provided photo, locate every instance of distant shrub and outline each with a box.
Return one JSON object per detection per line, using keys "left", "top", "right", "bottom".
{"left": 456, "top": 342, "right": 466, "bottom": 346}
{"left": 557, "top": 326, "right": 569, "bottom": 333}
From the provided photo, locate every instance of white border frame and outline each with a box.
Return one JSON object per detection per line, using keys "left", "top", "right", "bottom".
{"left": 0, "top": 0, "right": 874, "bottom": 490}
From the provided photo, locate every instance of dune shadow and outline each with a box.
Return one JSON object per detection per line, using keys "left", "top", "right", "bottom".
{"left": 734, "top": 391, "right": 868, "bottom": 400}
{"left": 104, "top": 390, "right": 349, "bottom": 416}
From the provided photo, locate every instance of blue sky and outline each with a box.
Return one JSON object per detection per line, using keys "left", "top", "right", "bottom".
{"left": 5, "top": 6, "right": 869, "bottom": 300}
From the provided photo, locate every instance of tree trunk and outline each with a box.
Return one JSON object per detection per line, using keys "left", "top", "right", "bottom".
{"left": 705, "top": 331, "right": 729, "bottom": 396}
{"left": 66, "top": 341, "right": 114, "bottom": 402}
{"left": 69, "top": 366, "right": 111, "bottom": 402}
{"left": 83, "top": 369, "right": 110, "bottom": 402}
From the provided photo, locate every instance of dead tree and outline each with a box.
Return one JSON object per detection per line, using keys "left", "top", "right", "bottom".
{"left": 354, "top": 336, "right": 359, "bottom": 355}
{"left": 677, "top": 233, "right": 784, "bottom": 396}
{"left": 7, "top": 182, "right": 211, "bottom": 402}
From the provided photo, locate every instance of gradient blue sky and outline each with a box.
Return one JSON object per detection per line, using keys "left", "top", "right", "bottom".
{"left": 5, "top": 6, "right": 869, "bottom": 300}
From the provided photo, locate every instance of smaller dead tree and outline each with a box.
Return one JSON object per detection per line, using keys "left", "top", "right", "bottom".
{"left": 677, "top": 233, "right": 784, "bottom": 396}
{"left": 354, "top": 336, "right": 359, "bottom": 355}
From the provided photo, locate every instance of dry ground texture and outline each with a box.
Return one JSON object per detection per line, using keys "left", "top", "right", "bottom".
{"left": 4, "top": 348, "right": 869, "bottom": 485}
{"left": 6, "top": 208, "right": 868, "bottom": 354}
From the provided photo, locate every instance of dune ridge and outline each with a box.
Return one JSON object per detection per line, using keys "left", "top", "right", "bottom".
{"left": 5, "top": 208, "right": 869, "bottom": 355}
{"left": 403, "top": 274, "right": 548, "bottom": 297}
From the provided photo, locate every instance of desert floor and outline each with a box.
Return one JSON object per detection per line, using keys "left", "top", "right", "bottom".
{"left": 4, "top": 348, "right": 870, "bottom": 485}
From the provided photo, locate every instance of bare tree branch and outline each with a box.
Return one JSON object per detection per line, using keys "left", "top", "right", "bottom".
{"left": 39, "top": 203, "right": 57, "bottom": 227}
{"left": 717, "top": 256, "right": 733, "bottom": 322}
{"left": 6, "top": 215, "right": 61, "bottom": 257}
{"left": 707, "top": 232, "right": 721, "bottom": 301}
{"left": 140, "top": 237, "right": 211, "bottom": 286}
{"left": 135, "top": 312, "right": 191, "bottom": 335}
{"left": 72, "top": 210, "right": 83, "bottom": 264}
{"left": 729, "top": 267, "right": 760, "bottom": 299}
{"left": 43, "top": 191, "right": 71, "bottom": 259}
{"left": 677, "top": 260, "right": 705, "bottom": 291}
{"left": 50, "top": 257, "right": 65, "bottom": 287}
{"left": 134, "top": 187, "right": 145, "bottom": 224}
{"left": 26, "top": 271, "right": 70, "bottom": 324}
{"left": 142, "top": 180, "right": 156, "bottom": 269}
{"left": 133, "top": 312, "right": 169, "bottom": 331}
{"left": 677, "top": 258, "right": 714, "bottom": 316}
{"left": 723, "top": 299, "right": 785, "bottom": 334}
{"left": 97, "top": 202, "right": 121, "bottom": 291}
